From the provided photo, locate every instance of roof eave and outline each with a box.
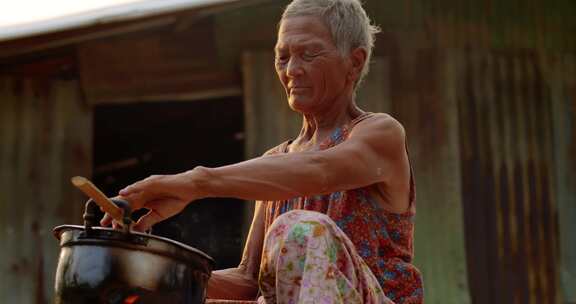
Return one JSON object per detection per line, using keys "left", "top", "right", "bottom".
{"left": 0, "top": 0, "right": 241, "bottom": 43}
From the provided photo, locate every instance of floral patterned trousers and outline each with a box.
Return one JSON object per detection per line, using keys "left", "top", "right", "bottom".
{"left": 259, "top": 210, "right": 394, "bottom": 304}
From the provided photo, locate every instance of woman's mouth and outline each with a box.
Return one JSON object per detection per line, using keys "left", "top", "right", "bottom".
{"left": 290, "top": 87, "right": 309, "bottom": 95}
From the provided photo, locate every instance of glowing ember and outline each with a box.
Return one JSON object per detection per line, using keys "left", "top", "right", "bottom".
{"left": 124, "top": 295, "right": 139, "bottom": 304}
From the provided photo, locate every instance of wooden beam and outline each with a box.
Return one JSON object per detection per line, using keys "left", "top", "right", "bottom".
{"left": 90, "top": 86, "right": 243, "bottom": 105}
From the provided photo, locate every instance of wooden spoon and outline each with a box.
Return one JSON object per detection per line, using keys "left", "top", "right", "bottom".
{"left": 71, "top": 176, "right": 124, "bottom": 224}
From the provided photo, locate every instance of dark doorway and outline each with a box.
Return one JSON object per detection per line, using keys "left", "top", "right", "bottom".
{"left": 93, "top": 97, "right": 245, "bottom": 269}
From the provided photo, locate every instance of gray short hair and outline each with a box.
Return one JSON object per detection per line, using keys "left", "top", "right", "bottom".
{"left": 281, "top": 0, "right": 380, "bottom": 89}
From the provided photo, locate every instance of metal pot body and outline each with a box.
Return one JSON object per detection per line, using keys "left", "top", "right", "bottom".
{"left": 54, "top": 225, "right": 214, "bottom": 304}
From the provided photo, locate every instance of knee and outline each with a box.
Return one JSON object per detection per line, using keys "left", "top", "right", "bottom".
{"left": 273, "top": 210, "right": 331, "bottom": 227}
{"left": 267, "top": 210, "right": 335, "bottom": 240}
{"left": 281, "top": 209, "right": 327, "bottom": 220}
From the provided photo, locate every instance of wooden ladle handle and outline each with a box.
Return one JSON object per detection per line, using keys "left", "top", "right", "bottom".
{"left": 71, "top": 176, "right": 124, "bottom": 224}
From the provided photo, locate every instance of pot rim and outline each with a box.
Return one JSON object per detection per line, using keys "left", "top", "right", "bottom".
{"left": 53, "top": 225, "right": 216, "bottom": 269}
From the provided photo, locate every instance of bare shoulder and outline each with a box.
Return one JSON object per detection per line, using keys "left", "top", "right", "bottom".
{"left": 350, "top": 113, "right": 406, "bottom": 147}
{"left": 262, "top": 140, "right": 290, "bottom": 156}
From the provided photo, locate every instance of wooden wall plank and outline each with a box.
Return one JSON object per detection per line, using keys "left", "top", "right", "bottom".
{"left": 214, "top": 1, "right": 288, "bottom": 70}
{"left": 0, "top": 76, "right": 91, "bottom": 303}
{"left": 357, "top": 58, "right": 392, "bottom": 113}
{"left": 77, "top": 18, "right": 240, "bottom": 104}
{"left": 242, "top": 51, "right": 298, "bottom": 160}
{"left": 0, "top": 78, "right": 22, "bottom": 303}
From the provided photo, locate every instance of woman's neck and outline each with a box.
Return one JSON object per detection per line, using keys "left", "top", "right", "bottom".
{"left": 294, "top": 102, "right": 364, "bottom": 150}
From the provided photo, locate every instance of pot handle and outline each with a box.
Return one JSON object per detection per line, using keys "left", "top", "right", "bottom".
{"left": 83, "top": 198, "right": 134, "bottom": 236}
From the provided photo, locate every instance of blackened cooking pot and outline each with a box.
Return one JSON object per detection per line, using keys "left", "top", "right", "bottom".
{"left": 53, "top": 199, "right": 215, "bottom": 304}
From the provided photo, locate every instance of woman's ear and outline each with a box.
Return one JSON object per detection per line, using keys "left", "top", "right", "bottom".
{"left": 348, "top": 47, "right": 367, "bottom": 82}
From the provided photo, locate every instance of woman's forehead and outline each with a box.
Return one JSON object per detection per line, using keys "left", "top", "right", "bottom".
{"left": 277, "top": 16, "right": 334, "bottom": 48}
{"left": 275, "top": 40, "right": 326, "bottom": 51}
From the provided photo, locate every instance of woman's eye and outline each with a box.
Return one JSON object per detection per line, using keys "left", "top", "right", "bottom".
{"left": 276, "top": 55, "right": 289, "bottom": 64}
{"left": 302, "top": 52, "right": 317, "bottom": 61}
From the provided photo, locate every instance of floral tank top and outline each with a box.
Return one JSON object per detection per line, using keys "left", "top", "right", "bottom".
{"left": 263, "top": 113, "right": 424, "bottom": 304}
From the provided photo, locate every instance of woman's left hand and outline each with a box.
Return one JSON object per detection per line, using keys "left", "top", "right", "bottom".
{"left": 100, "top": 172, "right": 200, "bottom": 231}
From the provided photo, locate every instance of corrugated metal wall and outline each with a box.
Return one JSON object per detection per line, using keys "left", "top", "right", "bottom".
{"left": 549, "top": 54, "right": 576, "bottom": 304}
{"left": 391, "top": 49, "right": 470, "bottom": 304}
{"left": 0, "top": 76, "right": 91, "bottom": 303}
{"left": 457, "top": 51, "right": 561, "bottom": 304}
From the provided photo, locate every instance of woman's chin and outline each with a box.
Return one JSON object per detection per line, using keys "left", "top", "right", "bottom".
{"left": 288, "top": 98, "right": 316, "bottom": 114}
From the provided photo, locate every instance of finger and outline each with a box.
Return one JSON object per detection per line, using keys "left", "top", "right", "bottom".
{"left": 132, "top": 197, "right": 187, "bottom": 232}
{"left": 112, "top": 220, "right": 123, "bottom": 230}
{"left": 119, "top": 176, "right": 157, "bottom": 196}
{"left": 101, "top": 196, "right": 133, "bottom": 227}
{"left": 119, "top": 191, "right": 147, "bottom": 210}
{"left": 118, "top": 185, "right": 137, "bottom": 196}
{"left": 132, "top": 210, "right": 163, "bottom": 232}
{"left": 102, "top": 214, "right": 124, "bottom": 229}
{"left": 100, "top": 213, "right": 113, "bottom": 227}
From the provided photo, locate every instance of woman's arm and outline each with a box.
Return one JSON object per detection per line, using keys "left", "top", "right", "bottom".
{"left": 117, "top": 114, "right": 408, "bottom": 230}
{"left": 206, "top": 201, "right": 266, "bottom": 300}
{"left": 196, "top": 114, "right": 403, "bottom": 200}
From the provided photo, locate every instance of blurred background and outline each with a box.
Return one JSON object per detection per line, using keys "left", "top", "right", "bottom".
{"left": 0, "top": 0, "right": 574, "bottom": 303}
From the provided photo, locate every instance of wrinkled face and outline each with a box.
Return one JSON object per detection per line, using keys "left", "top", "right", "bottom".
{"left": 275, "top": 16, "right": 353, "bottom": 114}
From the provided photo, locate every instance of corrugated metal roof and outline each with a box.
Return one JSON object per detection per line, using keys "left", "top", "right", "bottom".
{"left": 0, "top": 0, "right": 242, "bottom": 42}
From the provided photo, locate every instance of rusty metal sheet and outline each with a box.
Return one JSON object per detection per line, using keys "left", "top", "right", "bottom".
{"left": 457, "top": 51, "right": 561, "bottom": 304}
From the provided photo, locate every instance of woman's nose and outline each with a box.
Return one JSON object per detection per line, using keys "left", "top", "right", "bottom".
{"left": 286, "top": 57, "right": 304, "bottom": 77}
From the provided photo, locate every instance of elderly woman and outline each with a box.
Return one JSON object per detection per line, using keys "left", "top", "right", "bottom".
{"left": 108, "top": 0, "right": 423, "bottom": 303}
